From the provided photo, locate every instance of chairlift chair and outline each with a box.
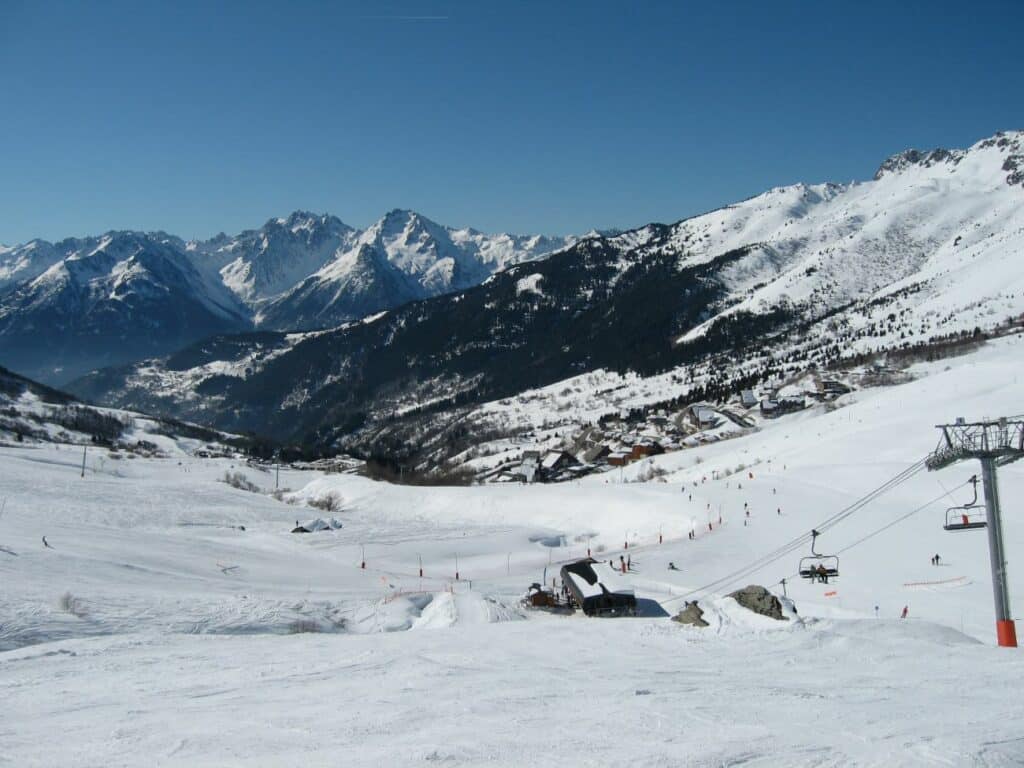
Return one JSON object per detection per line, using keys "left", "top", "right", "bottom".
{"left": 943, "top": 475, "right": 986, "bottom": 531}
{"left": 798, "top": 529, "right": 839, "bottom": 581}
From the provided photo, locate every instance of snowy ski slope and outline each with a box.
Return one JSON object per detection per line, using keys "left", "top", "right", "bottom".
{"left": 1, "top": 336, "right": 1022, "bottom": 765}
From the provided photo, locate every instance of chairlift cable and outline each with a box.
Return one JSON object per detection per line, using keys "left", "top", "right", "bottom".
{"left": 813, "top": 459, "right": 928, "bottom": 534}
{"left": 772, "top": 477, "right": 971, "bottom": 586}
{"left": 835, "top": 479, "right": 971, "bottom": 555}
{"left": 666, "top": 458, "right": 928, "bottom": 603}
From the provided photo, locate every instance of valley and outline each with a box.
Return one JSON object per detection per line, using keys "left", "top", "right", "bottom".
{"left": 1, "top": 334, "right": 1022, "bottom": 765}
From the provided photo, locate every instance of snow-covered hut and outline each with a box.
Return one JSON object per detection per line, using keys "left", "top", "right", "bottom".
{"left": 560, "top": 559, "right": 637, "bottom": 617}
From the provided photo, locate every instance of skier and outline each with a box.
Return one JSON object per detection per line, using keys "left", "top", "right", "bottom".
{"left": 620, "top": 555, "right": 626, "bottom": 574}
{"left": 900, "top": 605, "right": 909, "bottom": 619}
{"left": 626, "top": 554, "right": 632, "bottom": 571}
{"left": 874, "top": 605, "right": 880, "bottom": 619}
{"left": 934, "top": 553, "right": 941, "bottom": 566}
{"left": 817, "top": 563, "right": 828, "bottom": 584}
{"left": 42, "top": 536, "right": 53, "bottom": 549}
{"left": 777, "top": 507, "right": 781, "bottom": 516}
{"left": 668, "top": 562, "right": 679, "bottom": 571}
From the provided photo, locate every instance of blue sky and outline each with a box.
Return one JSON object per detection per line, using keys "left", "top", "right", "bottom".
{"left": 1, "top": 0, "right": 1022, "bottom": 243}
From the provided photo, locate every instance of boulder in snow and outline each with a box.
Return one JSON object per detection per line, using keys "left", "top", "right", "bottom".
{"left": 672, "top": 601, "right": 710, "bottom": 628}
{"left": 727, "top": 585, "right": 787, "bottom": 621}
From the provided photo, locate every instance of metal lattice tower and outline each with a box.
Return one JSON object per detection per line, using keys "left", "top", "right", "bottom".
{"left": 927, "top": 417, "right": 1024, "bottom": 471}
{"left": 927, "top": 417, "right": 1023, "bottom": 648}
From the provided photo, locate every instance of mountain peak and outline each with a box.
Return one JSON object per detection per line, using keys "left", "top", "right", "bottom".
{"left": 377, "top": 208, "right": 433, "bottom": 231}
{"left": 874, "top": 130, "right": 1024, "bottom": 186}
{"left": 266, "top": 211, "right": 352, "bottom": 236}
{"left": 873, "top": 146, "right": 965, "bottom": 180}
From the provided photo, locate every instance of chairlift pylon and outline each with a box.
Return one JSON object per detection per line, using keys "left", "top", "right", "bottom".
{"left": 799, "top": 529, "right": 839, "bottom": 582}
{"left": 943, "top": 475, "right": 987, "bottom": 531}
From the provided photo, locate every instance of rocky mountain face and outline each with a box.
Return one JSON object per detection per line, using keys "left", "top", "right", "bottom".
{"left": 0, "top": 211, "right": 574, "bottom": 383}
{"left": 194, "top": 211, "right": 359, "bottom": 307}
{"left": 68, "top": 132, "right": 1024, "bottom": 464}
{"left": 0, "top": 233, "right": 250, "bottom": 384}
{"left": 256, "top": 209, "right": 570, "bottom": 331}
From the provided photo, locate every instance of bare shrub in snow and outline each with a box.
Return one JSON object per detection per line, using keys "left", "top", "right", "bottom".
{"left": 58, "top": 592, "right": 88, "bottom": 618}
{"left": 222, "top": 471, "right": 260, "bottom": 493}
{"left": 635, "top": 464, "right": 669, "bottom": 483}
{"left": 308, "top": 493, "right": 342, "bottom": 513}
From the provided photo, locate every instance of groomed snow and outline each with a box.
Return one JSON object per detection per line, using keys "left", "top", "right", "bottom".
{"left": 1, "top": 336, "right": 1023, "bottom": 765}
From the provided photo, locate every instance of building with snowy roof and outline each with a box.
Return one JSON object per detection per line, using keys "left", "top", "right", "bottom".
{"left": 560, "top": 559, "right": 636, "bottom": 617}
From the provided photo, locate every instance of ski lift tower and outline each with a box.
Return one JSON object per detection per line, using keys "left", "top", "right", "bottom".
{"left": 927, "top": 416, "right": 1024, "bottom": 648}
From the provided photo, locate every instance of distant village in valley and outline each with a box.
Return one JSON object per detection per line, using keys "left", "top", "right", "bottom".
{"left": 465, "top": 373, "right": 856, "bottom": 485}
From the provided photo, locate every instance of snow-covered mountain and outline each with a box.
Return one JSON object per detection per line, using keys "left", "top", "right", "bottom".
{"left": 0, "top": 232, "right": 251, "bottom": 384}
{"left": 68, "top": 131, "right": 1024, "bottom": 460}
{"left": 0, "top": 239, "right": 68, "bottom": 292}
{"left": 0, "top": 212, "right": 575, "bottom": 383}
{"left": 257, "top": 209, "right": 576, "bottom": 330}
{"left": 191, "top": 211, "right": 359, "bottom": 307}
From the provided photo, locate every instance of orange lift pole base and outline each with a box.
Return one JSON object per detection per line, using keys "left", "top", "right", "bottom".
{"left": 996, "top": 620, "right": 1018, "bottom": 648}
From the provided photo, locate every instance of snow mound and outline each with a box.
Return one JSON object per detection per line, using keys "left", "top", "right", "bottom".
{"left": 297, "top": 517, "right": 343, "bottom": 532}
{"left": 412, "top": 592, "right": 525, "bottom": 630}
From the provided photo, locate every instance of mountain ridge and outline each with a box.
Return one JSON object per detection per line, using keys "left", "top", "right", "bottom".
{"left": 0, "top": 210, "right": 576, "bottom": 383}
{"left": 68, "top": 131, "right": 1024, "bottom": 465}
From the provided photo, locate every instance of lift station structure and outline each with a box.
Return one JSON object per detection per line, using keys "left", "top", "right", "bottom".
{"left": 927, "top": 417, "right": 1023, "bottom": 648}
